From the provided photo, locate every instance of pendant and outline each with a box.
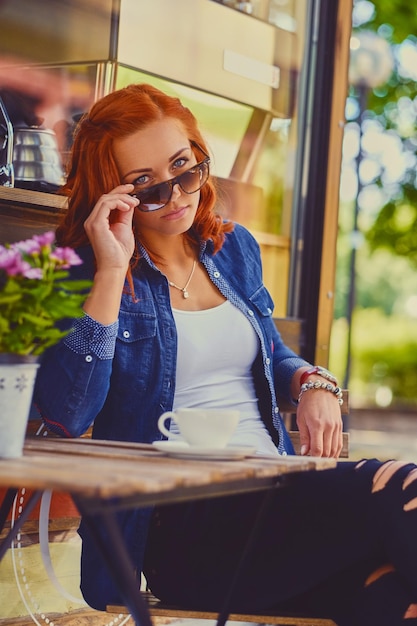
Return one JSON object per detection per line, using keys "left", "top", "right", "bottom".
{"left": 183, "top": 290, "right": 189, "bottom": 299}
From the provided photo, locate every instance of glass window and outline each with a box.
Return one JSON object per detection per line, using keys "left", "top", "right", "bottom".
{"left": 0, "top": 0, "right": 313, "bottom": 315}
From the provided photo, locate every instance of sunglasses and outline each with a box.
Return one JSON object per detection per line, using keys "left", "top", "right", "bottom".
{"left": 130, "top": 144, "right": 211, "bottom": 212}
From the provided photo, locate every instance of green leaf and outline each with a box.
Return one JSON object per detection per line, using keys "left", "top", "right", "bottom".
{"left": 54, "top": 279, "right": 92, "bottom": 291}
{"left": 0, "top": 292, "right": 22, "bottom": 305}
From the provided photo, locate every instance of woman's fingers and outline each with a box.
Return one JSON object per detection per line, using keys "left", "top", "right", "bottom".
{"left": 85, "top": 185, "right": 139, "bottom": 226}
{"left": 297, "top": 393, "right": 343, "bottom": 458}
{"left": 84, "top": 185, "right": 139, "bottom": 269}
{"left": 306, "top": 422, "right": 341, "bottom": 458}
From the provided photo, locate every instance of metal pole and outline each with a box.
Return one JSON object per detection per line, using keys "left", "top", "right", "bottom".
{"left": 343, "top": 84, "right": 368, "bottom": 390}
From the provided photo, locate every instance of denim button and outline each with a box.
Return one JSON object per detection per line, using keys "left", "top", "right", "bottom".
{"left": 282, "top": 451, "right": 288, "bottom": 456}
{"left": 123, "top": 330, "right": 130, "bottom": 338}
{"left": 248, "top": 309, "right": 254, "bottom": 316}
{"left": 213, "top": 271, "right": 220, "bottom": 278}
{"left": 274, "top": 407, "right": 279, "bottom": 414}
{"left": 85, "top": 355, "right": 93, "bottom": 363}
{"left": 265, "top": 357, "right": 271, "bottom": 365}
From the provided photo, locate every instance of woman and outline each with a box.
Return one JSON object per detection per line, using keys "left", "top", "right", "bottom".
{"left": 35, "top": 84, "right": 417, "bottom": 625}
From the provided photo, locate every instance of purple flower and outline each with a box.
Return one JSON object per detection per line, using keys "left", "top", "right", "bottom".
{"left": 11, "top": 238, "right": 41, "bottom": 256}
{"left": 23, "top": 267, "right": 43, "bottom": 279}
{"left": 0, "top": 247, "right": 16, "bottom": 271}
{"left": 51, "top": 247, "right": 83, "bottom": 268}
{"left": 0, "top": 247, "right": 31, "bottom": 277}
{"left": 34, "top": 232, "right": 55, "bottom": 247}
{"left": 11, "top": 232, "right": 56, "bottom": 258}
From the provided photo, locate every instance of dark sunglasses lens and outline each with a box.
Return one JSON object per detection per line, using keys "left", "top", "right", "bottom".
{"left": 134, "top": 160, "right": 209, "bottom": 211}
{"left": 181, "top": 162, "right": 208, "bottom": 193}
{"left": 137, "top": 182, "right": 171, "bottom": 212}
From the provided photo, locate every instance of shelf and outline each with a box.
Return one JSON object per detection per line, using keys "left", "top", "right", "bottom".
{"left": 0, "top": 187, "right": 66, "bottom": 244}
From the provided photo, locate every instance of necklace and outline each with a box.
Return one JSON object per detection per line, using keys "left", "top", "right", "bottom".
{"left": 167, "top": 260, "right": 197, "bottom": 299}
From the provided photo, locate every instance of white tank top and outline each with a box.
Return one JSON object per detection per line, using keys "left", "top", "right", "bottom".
{"left": 172, "top": 300, "right": 278, "bottom": 455}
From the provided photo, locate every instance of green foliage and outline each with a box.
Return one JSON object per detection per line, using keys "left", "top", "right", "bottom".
{"left": 333, "top": 209, "right": 417, "bottom": 319}
{"left": 0, "top": 233, "right": 91, "bottom": 356}
{"left": 332, "top": 2, "right": 417, "bottom": 407}
{"left": 352, "top": 1, "right": 417, "bottom": 266}
{"left": 367, "top": 199, "right": 417, "bottom": 264}
{"left": 362, "top": 0, "right": 417, "bottom": 42}
{"left": 330, "top": 309, "right": 417, "bottom": 406}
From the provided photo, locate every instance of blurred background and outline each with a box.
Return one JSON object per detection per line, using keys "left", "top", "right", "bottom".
{"left": 329, "top": 0, "right": 417, "bottom": 461}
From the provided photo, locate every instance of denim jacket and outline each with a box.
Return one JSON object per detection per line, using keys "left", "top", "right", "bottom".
{"left": 34, "top": 222, "right": 310, "bottom": 610}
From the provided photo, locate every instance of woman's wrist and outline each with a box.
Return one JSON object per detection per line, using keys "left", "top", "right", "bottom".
{"left": 83, "top": 268, "right": 126, "bottom": 325}
{"left": 298, "top": 380, "right": 344, "bottom": 405}
{"left": 299, "top": 366, "right": 338, "bottom": 387}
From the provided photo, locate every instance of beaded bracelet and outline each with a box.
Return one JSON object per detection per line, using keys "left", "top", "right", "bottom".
{"left": 299, "top": 366, "right": 338, "bottom": 387}
{"left": 298, "top": 380, "right": 344, "bottom": 406}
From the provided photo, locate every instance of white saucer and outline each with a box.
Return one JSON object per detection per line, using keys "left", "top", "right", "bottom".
{"left": 152, "top": 440, "right": 256, "bottom": 460}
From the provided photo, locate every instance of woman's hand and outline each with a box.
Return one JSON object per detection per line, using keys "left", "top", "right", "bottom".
{"left": 82, "top": 185, "right": 139, "bottom": 325}
{"left": 84, "top": 184, "right": 139, "bottom": 273}
{"left": 295, "top": 378, "right": 343, "bottom": 458}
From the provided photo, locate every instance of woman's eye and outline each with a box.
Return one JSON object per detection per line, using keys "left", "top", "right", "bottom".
{"left": 172, "top": 157, "right": 188, "bottom": 171}
{"left": 132, "top": 174, "right": 150, "bottom": 186}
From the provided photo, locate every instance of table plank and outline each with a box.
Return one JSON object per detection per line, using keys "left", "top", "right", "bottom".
{"left": 0, "top": 438, "right": 336, "bottom": 510}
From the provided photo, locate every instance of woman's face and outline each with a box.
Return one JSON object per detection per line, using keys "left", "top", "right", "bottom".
{"left": 113, "top": 118, "right": 202, "bottom": 241}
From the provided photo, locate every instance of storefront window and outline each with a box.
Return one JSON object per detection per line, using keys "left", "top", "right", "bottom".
{"left": 0, "top": 0, "right": 315, "bottom": 313}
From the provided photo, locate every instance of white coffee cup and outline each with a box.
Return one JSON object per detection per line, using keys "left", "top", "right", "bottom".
{"left": 157, "top": 408, "right": 240, "bottom": 449}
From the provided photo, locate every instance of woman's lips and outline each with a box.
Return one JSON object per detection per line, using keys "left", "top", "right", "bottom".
{"left": 161, "top": 206, "right": 188, "bottom": 220}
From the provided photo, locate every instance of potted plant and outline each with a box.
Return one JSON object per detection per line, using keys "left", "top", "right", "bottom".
{"left": 0, "top": 231, "right": 90, "bottom": 457}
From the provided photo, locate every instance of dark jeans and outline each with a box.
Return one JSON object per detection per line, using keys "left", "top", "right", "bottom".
{"left": 144, "top": 459, "right": 417, "bottom": 626}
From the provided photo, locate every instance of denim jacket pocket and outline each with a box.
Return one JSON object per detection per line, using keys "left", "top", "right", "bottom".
{"left": 118, "top": 312, "right": 157, "bottom": 343}
{"left": 249, "top": 285, "right": 275, "bottom": 318}
{"left": 117, "top": 312, "right": 157, "bottom": 366}
{"left": 116, "top": 311, "right": 158, "bottom": 393}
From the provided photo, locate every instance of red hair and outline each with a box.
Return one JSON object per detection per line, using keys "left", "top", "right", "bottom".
{"left": 57, "top": 83, "right": 233, "bottom": 256}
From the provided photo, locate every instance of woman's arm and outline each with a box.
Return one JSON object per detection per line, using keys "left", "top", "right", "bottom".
{"left": 292, "top": 366, "right": 343, "bottom": 458}
{"left": 34, "top": 185, "right": 139, "bottom": 437}
{"left": 82, "top": 184, "right": 139, "bottom": 323}
{"left": 271, "top": 323, "right": 343, "bottom": 458}
{"left": 34, "top": 331, "right": 114, "bottom": 437}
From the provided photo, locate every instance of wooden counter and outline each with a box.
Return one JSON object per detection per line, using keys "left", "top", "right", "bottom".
{"left": 0, "top": 186, "right": 66, "bottom": 244}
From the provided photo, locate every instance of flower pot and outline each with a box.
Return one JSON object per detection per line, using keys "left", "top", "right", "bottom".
{"left": 0, "top": 354, "right": 40, "bottom": 458}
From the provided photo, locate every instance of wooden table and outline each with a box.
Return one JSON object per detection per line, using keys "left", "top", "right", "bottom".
{"left": 0, "top": 437, "right": 336, "bottom": 626}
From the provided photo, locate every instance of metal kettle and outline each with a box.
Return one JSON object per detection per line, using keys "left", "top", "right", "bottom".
{"left": 0, "top": 96, "right": 14, "bottom": 187}
{"left": 0, "top": 95, "right": 65, "bottom": 192}
{"left": 12, "top": 126, "right": 66, "bottom": 189}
